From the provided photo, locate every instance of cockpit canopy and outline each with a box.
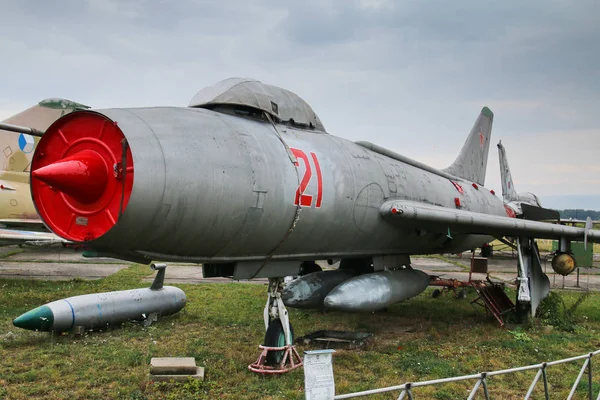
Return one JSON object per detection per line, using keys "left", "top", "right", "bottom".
{"left": 189, "top": 78, "right": 326, "bottom": 132}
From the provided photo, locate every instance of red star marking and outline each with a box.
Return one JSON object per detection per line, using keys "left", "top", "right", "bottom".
{"left": 504, "top": 205, "right": 517, "bottom": 218}
{"left": 479, "top": 132, "right": 485, "bottom": 147}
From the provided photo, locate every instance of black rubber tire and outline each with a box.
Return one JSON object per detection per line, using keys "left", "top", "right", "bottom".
{"left": 300, "top": 261, "right": 322, "bottom": 276}
{"left": 264, "top": 318, "right": 294, "bottom": 365}
{"left": 432, "top": 289, "right": 442, "bottom": 298}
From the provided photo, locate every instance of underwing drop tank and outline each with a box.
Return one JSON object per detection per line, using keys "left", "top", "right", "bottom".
{"left": 282, "top": 269, "right": 356, "bottom": 309}
{"left": 13, "top": 264, "right": 186, "bottom": 332}
{"left": 323, "top": 268, "right": 430, "bottom": 312}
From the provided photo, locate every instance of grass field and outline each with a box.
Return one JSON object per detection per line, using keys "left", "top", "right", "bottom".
{"left": 2, "top": 265, "right": 600, "bottom": 399}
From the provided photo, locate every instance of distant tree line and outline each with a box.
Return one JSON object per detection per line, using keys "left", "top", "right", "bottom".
{"left": 558, "top": 209, "right": 600, "bottom": 220}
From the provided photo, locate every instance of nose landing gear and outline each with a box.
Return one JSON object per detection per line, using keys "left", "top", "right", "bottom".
{"left": 248, "top": 277, "right": 303, "bottom": 374}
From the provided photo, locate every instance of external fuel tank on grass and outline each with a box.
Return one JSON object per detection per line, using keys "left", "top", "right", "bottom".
{"left": 13, "top": 264, "right": 186, "bottom": 332}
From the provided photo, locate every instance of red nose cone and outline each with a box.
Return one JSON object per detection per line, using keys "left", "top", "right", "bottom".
{"left": 31, "top": 111, "right": 134, "bottom": 242}
{"left": 33, "top": 150, "right": 108, "bottom": 204}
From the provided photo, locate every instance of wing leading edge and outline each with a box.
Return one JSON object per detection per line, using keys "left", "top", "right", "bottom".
{"left": 0, "top": 228, "right": 65, "bottom": 246}
{"left": 381, "top": 200, "right": 600, "bottom": 243}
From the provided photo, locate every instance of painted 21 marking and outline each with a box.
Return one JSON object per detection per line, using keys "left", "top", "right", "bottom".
{"left": 290, "top": 148, "right": 323, "bottom": 208}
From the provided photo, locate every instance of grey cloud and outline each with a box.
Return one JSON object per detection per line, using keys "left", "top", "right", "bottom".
{"left": 0, "top": 0, "right": 598, "bottom": 203}
{"left": 277, "top": 0, "right": 600, "bottom": 114}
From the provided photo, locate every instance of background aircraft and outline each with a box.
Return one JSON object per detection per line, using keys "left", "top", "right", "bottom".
{"left": 23, "top": 78, "right": 600, "bottom": 364}
{"left": 497, "top": 141, "right": 559, "bottom": 221}
{"left": 0, "top": 99, "right": 88, "bottom": 244}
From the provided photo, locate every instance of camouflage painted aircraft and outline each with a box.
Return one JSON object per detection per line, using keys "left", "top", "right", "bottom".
{"left": 0, "top": 98, "right": 88, "bottom": 244}
{"left": 19, "top": 78, "right": 600, "bottom": 365}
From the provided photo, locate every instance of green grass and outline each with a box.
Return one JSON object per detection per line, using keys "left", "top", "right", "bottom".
{"left": 2, "top": 266, "right": 600, "bottom": 399}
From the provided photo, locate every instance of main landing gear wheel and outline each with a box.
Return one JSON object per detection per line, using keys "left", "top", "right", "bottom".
{"left": 264, "top": 318, "right": 295, "bottom": 365}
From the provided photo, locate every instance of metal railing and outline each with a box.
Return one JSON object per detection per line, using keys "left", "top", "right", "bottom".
{"left": 334, "top": 349, "right": 600, "bottom": 399}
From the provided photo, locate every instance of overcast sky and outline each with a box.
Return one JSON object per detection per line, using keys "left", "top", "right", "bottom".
{"left": 1, "top": 0, "right": 598, "bottom": 209}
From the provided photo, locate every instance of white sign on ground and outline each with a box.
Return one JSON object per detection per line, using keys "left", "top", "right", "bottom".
{"left": 304, "top": 349, "right": 336, "bottom": 400}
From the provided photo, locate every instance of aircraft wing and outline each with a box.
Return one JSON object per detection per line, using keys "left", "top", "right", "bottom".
{"left": 381, "top": 200, "right": 600, "bottom": 243}
{"left": 0, "top": 228, "right": 65, "bottom": 246}
{"left": 0, "top": 218, "right": 48, "bottom": 232}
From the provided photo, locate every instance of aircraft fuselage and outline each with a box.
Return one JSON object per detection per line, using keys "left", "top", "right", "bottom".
{"left": 32, "top": 107, "right": 505, "bottom": 263}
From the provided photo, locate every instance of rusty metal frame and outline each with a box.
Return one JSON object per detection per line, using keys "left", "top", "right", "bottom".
{"left": 248, "top": 344, "right": 303, "bottom": 374}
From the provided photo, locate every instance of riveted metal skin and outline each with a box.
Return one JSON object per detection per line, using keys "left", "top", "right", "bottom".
{"left": 31, "top": 89, "right": 600, "bottom": 269}
{"left": 32, "top": 107, "right": 505, "bottom": 264}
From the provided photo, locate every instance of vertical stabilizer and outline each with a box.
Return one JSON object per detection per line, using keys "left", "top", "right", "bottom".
{"left": 150, "top": 263, "right": 167, "bottom": 290}
{"left": 442, "top": 107, "right": 494, "bottom": 186}
{"left": 497, "top": 141, "right": 519, "bottom": 202}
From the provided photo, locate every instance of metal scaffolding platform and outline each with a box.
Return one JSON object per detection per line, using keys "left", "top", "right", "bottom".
{"left": 430, "top": 251, "right": 515, "bottom": 326}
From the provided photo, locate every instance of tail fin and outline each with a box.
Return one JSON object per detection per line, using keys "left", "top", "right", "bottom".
{"left": 150, "top": 263, "right": 167, "bottom": 290}
{"left": 442, "top": 107, "right": 494, "bottom": 186}
{"left": 497, "top": 140, "right": 518, "bottom": 202}
{"left": 1, "top": 99, "right": 89, "bottom": 173}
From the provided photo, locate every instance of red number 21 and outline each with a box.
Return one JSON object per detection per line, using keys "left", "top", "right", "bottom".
{"left": 290, "top": 148, "right": 323, "bottom": 208}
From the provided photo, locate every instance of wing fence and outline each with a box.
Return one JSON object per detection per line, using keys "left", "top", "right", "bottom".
{"left": 332, "top": 349, "right": 600, "bottom": 399}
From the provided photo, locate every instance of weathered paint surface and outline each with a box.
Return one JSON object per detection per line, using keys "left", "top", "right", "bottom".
{"left": 28, "top": 79, "right": 600, "bottom": 273}
{"left": 282, "top": 270, "right": 356, "bottom": 309}
{"left": 323, "top": 268, "right": 430, "bottom": 312}
{"left": 0, "top": 177, "right": 38, "bottom": 220}
{"left": 32, "top": 106, "right": 504, "bottom": 263}
{"left": 13, "top": 286, "right": 186, "bottom": 331}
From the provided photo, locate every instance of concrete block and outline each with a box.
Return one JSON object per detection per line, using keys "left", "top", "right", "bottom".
{"left": 150, "top": 367, "right": 205, "bottom": 382}
{"left": 150, "top": 357, "right": 198, "bottom": 375}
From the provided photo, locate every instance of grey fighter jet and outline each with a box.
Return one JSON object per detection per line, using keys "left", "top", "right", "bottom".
{"left": 19, "top": 78, "right": 600, "bottom": 363}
